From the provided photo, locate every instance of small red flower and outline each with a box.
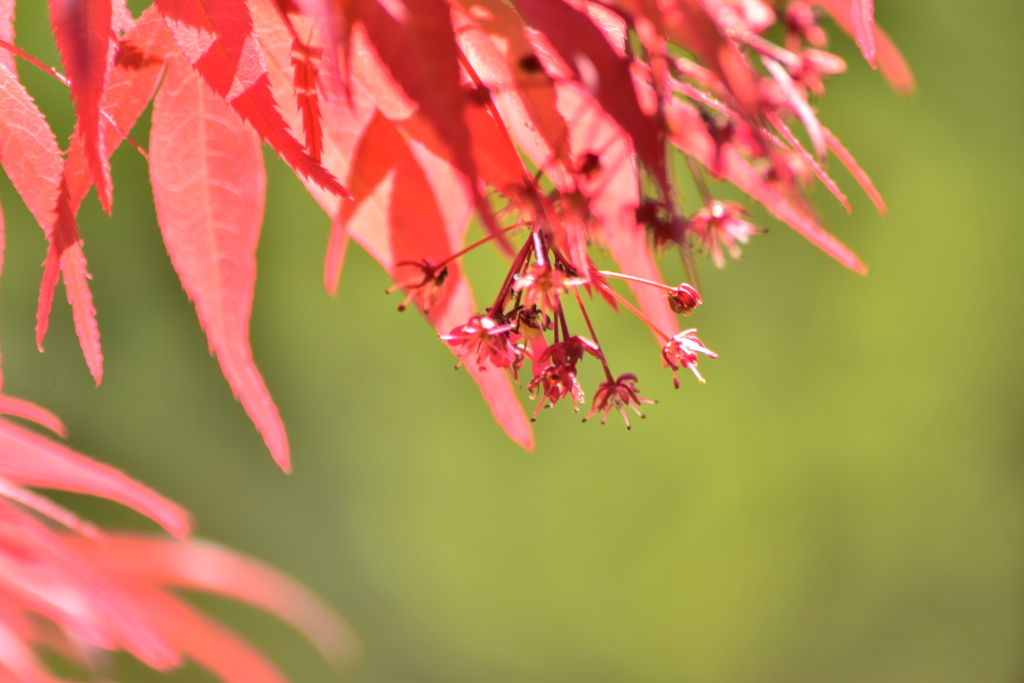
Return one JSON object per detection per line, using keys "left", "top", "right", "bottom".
{"left": 528, "top": 363, "right": 585, "bottom": 418}
{"left": 667, "top": 283, "right": 702, "bottom": 315}
{"left": 636, "top": 200, "right": 679, "bottom": 250}
{"left": 386, "top": 260, "right": 448, "bottom": 312}
{"left": 440, "top": 315, "right": 519, "bottom": 370}
{"left": 662, "top": 329, "right": 718, "bottom": 387}
{"left": 516, "top": 305, "right": 551, "bottom": 340}
{"left": 541, "top": 335, "right": 602, "bottom": 368}
{"left": 526, "top": 336, "right": 601, "bottom": 418}
{"left": 691, "top": 201, "right": 760, "bottom": 269}
{"left": 582, "top": 374, "right": 656, "bottom": 430}
{"left": 512, "top": 264, "right": 586, "bottom": 315}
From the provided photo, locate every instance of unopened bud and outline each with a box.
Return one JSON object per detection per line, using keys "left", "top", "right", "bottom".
{"left": 667, "top": 284, "right": 702, "bottom": 315}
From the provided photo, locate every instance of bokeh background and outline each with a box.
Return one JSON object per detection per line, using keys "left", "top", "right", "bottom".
{"left": 2, "top": 0, "right": 1023, "bottom": 680}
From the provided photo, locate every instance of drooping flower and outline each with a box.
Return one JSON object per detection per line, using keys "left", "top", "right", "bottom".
{"left": 526, "top": 336, "right": 600, "bottom": 418}
{"left": 440, "top": 315, "right": 520, "bottom": 370}
{"left": 528, "top": 363, "right": 584, "bottom": 418}
{"left": 667, "top": 284, "right": 702, "bottom": 316}
{"left": 690, "top": 202, "right": 761, "bottom": 269}
{"left": 386, "top": 260, "right": 449, "bottom": 313}
{"left": 0, "top": 0, "right": 909, "bottom": 454}
{"left": 512, "top": 264, "right": 586, "bottom": 316}
{"left": 662, "top": 330, "right": 718, "bottom": 387}
{"left": 582, "top": 374, "right": 656, "bottom": 430}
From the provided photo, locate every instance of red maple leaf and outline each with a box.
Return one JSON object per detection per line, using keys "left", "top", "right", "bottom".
{"left": 0, "top": 1, "right": 912, "bottom": 672}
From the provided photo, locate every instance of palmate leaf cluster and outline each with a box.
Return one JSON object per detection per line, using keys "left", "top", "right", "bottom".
{"left": 0, "top": 0, "right": 909, "bottom": 680}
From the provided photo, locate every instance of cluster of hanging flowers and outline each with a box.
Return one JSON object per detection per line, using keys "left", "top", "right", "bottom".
{"left": 436, "top": 223, "right": 718, "bottom": 428}
{"left": 0, "top": 0, "right": 910, "bottom": 678}
{"left": 335, "top": 0, "right": 914, "bottom": 444}
{"left": 0, "top": 0, "right": 912, "bottom": 457}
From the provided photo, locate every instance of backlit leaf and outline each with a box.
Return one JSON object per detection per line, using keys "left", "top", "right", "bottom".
{"left": 0, "top": 0, "right": 15, "bottom": 74}
{"left": 512, "top": 0, "right": 668, "bottom": 191}
{"left": 0, "top": 58, "right": 103, "bottom": 384}
{"left": 348, "top": 0, "right": 510, "bottom": 249}
{"left": 49, "top": 0, "right": 114, "bottom": 213}
{"left": 149, "top": 55, "right": 290, "bottom": 471}
{"left": 0, "top": 418, "right": 192, "bottom": 538}
{"left": 813, "top": 0, "right": 915, "bottom": 93}
{"left": 154, "top": 0, "right": 345, "bottom": 195}
{"left": 65, "top": 4, "right": 177, "bottom": 213}
{"left": 341, "top": 112, "right": 534, "bottom": 449}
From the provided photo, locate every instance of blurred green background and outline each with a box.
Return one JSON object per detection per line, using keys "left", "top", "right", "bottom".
{"left": 3, "top": 0, "right": 1024, "bottom": 680}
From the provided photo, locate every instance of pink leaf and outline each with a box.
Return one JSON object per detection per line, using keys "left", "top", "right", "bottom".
{"left": 0, "top": 473, "right": 100, "bottom": 538}
{"left": 0, "top": 62, "right": 61, "bottom": 239}
{"left": 661, "top": 0, "right": 763, "bottom": 117}
{"left": 0, "top": 395, "right": 68, "bottom": 438}
{"left": 398, "top": 102, "right": 527, "bottom": 206}
{"left": 0, "top": 59, "right": 103, "bottom": 381}
{"left": 0, "top": 619, "right": 57, "bottom": 683}
{"left": 248, "top": 0, "right": 327, "bottom": 160}
{"left": 813, "top": 0, "right": 914, "bottom": 93}
{"left": 292, "top": 39, "right": 324, "bottom": 161}
{"left": 65, "top": 5, "right": 177, "bottom": 214}
{"left": 154, "top": 0, "right": 345, "bottom": 195}
{"left": 250, "top": 0, "right": 370, "bottom": 292}
{"left": 873, "top": 24, "right": 915, "bottom": 95}
{"left": 767, "top": 111, "right": 850, "bottom": 213}
{"left": 58, "top": 238, "right": 103, "bottom": 384}
{"left": 0, "top": 194, "right": 4, "bottom": 396}
{"left": 117, "top": 587, "right": 291, "bottom": 683}
{"left": 254, "top": 5, "right": 377, "bottom": 288}
{"left": 822, "top": 124, "right": 887, "bottom": 216}
{"left": 0, "top": 417, "right": 192, "bottom": 538}
{"left": 512, "top": 0, "right": 667, "bottom": 190}
{"left": 66, "top": 535, "right": 360, "bottom": 665}
{"left": 0, "top": 0, "right": 15, "bottom": 75}
{"left": 851, "top": 0, "right": 875, "bottom": 67}
{"left": 342, "top": 112, "right": 533, "bottom": 449}
{"left": 36, "top": 184, "right": 104, "bottom": 385}
{"left": 0, "top": 507, "right": 180, "bottom": 669}
{"left": 324, "top": 209, "right": 349, "bottom": 297}
{"left": 349, "top": 0, "right": 509, "bottom": 249}
{"left": 149, "top": 55, "right": 290, "bottom": 471}
{"left": 452, "top": 0, "right": 572, "bottom": 184}
{"left": 762, "top": 55, "right": 826, "bottom": 162}
{"left": 49, "top": 0, "right": 114, "bottom": 214}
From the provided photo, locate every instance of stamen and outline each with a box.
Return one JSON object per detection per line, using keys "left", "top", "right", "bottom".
{"left": 597, "top": 271, "right": 678, "bottom": 292}
{"left": 435, "top": 220, "right": 531, "bottom": 270}
{"left": 489, "top": 232, "right": 538, "bottom": 318}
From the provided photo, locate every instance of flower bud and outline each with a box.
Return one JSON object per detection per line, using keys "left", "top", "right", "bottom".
{"left": 667, "top": 284, "right": 702, "bottom": 315}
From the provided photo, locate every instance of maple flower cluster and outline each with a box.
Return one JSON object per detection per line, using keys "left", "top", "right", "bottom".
{"left": 0, "top": 0, "right": 911, "bottom": 456}
{"left": 436, "top": 222, "right": 718, "bottom": 428}
{"left": 0, "top": 0, "right": 909, "bottom": 678}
